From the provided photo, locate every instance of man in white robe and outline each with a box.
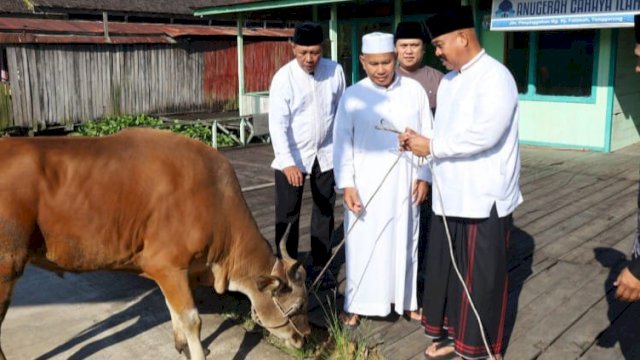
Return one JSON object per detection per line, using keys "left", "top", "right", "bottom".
{"left": 333, "top": 32, "right": 433, "bottom": 324}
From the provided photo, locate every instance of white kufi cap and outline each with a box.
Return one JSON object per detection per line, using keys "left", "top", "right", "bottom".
{"left": 361, "top": 32, "right": 395, "bottom": 54}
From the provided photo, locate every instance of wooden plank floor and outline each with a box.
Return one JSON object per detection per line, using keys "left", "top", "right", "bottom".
{"left": 222, "top": 143, "right": 640, "bottom": 360}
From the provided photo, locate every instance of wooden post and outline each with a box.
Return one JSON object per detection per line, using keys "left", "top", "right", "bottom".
{"left": 351, "top": 26, "right": 358, "bottom": 84}
{"left": 237, "top": 13, "right": 245, "bottom": 115}
{"left": 330, "top": 4, "right": 338, "bottom": 62}
{"left": 212, "top": 121, "right": 218, "bottom": 148}
{"left": 103, "top": 12, "right": 110, "bottom": 40}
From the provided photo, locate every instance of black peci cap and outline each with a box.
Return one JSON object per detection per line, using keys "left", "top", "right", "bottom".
{"left": 292, "top": 22, "right": 324, "bottom": 46}
{"left": 394, "top": 21, "right": 427, "bottom": 43}
{"left": 425, "top": 6, "right": 475, "bottom": 41}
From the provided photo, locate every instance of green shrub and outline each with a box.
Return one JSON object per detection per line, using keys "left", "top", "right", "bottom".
{"left": 72, "top": 114, "right": 236, "bottom": 148}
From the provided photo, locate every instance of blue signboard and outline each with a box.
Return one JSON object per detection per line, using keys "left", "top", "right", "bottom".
{"left": 490, "top": 0, "right": 640, "bottom": 30}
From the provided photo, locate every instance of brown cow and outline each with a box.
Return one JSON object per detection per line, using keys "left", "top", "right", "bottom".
{"left": 0, "top": 128, "right": 310, "bottom": 360}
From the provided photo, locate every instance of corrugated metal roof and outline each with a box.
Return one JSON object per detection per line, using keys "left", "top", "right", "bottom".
{"left": 0, "top": 0, "right": 221, "bottom": 16}
{"left": 0, "top": 17, "right": 293, "bottom": 44}
{"left": 194, "top": 0, "right": 353, "bottom": 16}
{"left": 0, "top": 0, "right": 31, "bottom": 14}
{"left": 0, "top": 34, "right": 174, "bottom": 44}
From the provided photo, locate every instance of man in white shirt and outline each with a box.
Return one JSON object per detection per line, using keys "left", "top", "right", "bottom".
{"left": 333, "top": 32, "right": 432, "bottom": 327}
{"left": 268, "top": 22, "right": 345, "bottom": 280}
{"left": 400, "top": 6, "right": 521, "bottom": 360}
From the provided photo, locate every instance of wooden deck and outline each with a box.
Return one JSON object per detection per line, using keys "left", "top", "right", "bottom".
{"left": 223, "top": 142, "right": 640, "bottom": 360}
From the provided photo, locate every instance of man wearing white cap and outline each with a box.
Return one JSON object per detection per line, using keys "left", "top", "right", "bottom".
{"left": 333, "top": 32, "right": 433, "bottom": 326}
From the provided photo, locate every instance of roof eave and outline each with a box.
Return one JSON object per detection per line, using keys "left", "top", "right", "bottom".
{"left": 194, "top": 0, "right": 353, "bottom": 16}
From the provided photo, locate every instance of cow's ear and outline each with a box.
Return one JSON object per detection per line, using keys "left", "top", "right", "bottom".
{"left": 256, "top": 275, "right": 282, "bottom": 293}
{"left": 287, "top": 261, "right": 305, "bottom": 285}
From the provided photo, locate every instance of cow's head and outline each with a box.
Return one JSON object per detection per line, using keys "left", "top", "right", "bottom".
{"left": 252, "top": 227, "right": 310, "bottom": 348}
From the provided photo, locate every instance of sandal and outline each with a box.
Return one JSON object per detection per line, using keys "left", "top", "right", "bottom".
{"left": 339, "top": 312, "right": 360, "bottom": 340}
{"left": 339, "top": 312, "right": 359, "bottom": 327}
{"left": 424, "top": 339, "right": 455, "bottom": 360}
{"left": 405, "top": 308, "right": 423, "bottom": 321}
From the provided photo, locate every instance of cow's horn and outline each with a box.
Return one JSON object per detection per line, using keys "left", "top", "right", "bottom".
{"left": 279, "top": 223, "right": 295, "bottom": 262}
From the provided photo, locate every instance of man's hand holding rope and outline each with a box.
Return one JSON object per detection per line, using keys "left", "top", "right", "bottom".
{"left": 398, "top": 128, "right": 430, "bottom": 205}
{"left": 399, "top": 127, "right": 431, "bottom": 157}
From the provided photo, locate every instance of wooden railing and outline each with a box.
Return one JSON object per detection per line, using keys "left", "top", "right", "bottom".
{"left": 159, "top": 113, "right": 269, "bottom": 148}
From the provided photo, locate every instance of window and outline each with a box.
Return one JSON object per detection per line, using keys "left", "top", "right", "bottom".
{"left": 536, "top": 31, "right": 595, "bottom": 97}
{"left": 504, "top": 30, "right": 596, "bottom": 98}
{"left": 505, "top": 32, "right": 529, "bottom": 94}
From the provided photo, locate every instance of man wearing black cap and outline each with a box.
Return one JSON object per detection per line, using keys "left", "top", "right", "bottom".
{"left": 399, "top": 6, "right": 521, "bottom": 360}
{"left": 268, "top": 22, "right": 345, "bottom": 281}
{"left": 614, "top": 13, "right": 640, "bottom": 302}
{"left": 395, "top": 21, "right": 444, "bottom": 115}
{"left": 394, "top": 20, "right": 444, "bottom": 323}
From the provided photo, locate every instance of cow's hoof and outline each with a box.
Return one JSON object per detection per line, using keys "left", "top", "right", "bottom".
{"left": 177, "top": 345, "right": 210, "bottom": 359}
{"left": 176, "top": 343, "right": 190, "bottom": 359}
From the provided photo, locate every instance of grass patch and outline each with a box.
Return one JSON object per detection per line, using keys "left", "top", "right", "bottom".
{"left": 195, "top": 288, "right": 384, "bottom": 359}
{"left": 265, "top": 292, "right": 383, "bottom": 360}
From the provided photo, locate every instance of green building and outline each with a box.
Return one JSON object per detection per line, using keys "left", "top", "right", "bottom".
{"left": 195, "top": 0, "right": 640, "bottom": 152}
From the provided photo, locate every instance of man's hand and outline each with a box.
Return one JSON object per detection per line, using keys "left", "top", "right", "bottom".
{"left": 283, "top": 166, "right": 304, "bottom": 187}
{"left": 614, "top": 267, "right": 640, "bottom": 302}
{"left": 413, "top": 180, "right": 429, "bottom": 205}
{"left": 343, "top": 187, "right": 363, "bottom": 214}
{"left": 398, "top": 128, "right": 431, "bottom": 157}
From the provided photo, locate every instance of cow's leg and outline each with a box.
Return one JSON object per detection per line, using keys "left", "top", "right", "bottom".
{"left": 0, "top": 239, "right": 28, "bottom": 360}
{"left": 165, "top": 297, "right": 189, "bottom": 356}
{"left": 152, "top": 269, "right": 206, "bottom": 360}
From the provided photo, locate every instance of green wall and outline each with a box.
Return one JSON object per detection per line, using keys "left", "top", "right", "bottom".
{"left": 611, "top": 28, "right": 640, "bottom": 151}
{"left": 479, "top": 13, "right": 505, "bottom": 62}
{"left": 480, "top": 29, "right": 614, "bottom": 151}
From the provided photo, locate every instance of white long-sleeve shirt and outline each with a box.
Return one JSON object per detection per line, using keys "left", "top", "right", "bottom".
{"left": 430, "top": 50, "right": 523, "bottom": 218}
{"left": 268, "top": 58, "right": 345, "bottom": 173}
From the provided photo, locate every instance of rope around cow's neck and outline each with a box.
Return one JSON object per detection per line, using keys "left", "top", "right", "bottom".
{"left": 251, "top": 261, "right": 306, "bottom": 339}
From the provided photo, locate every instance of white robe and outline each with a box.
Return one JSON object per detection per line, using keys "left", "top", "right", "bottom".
{"left": 333, "top": 75, "right": 432, "bottom": 316}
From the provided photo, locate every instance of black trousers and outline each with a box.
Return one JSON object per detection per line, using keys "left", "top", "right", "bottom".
{"left": 416, "top": 192, "right": 432, "bottom": 309}
{"left": 274, "top": 159, "right": 335, "bottom": 266}
{"left": 422, "top": 205, "right": 512, "bottom": 359}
